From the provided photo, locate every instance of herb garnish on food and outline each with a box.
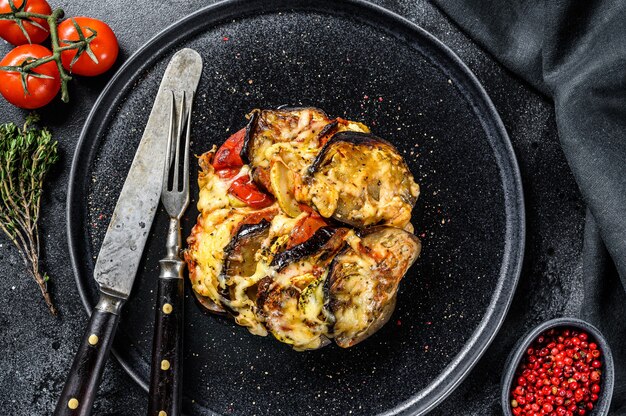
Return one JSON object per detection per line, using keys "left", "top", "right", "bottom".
{"left": 0, "top": 114, "right": 58, "bottom": 315}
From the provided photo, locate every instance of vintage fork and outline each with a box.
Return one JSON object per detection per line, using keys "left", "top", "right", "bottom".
{"left": 147, "top": 90, "right": 192, "bottom": 416}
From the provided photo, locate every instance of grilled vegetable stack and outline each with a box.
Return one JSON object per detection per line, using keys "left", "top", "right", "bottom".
{"left": 185, "top": 107, "right": 421, "bottom": 350}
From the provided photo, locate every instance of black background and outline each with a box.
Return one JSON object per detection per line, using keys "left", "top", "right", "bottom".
{"left": 0, "top": 1, "right": 585, "bottom": 414}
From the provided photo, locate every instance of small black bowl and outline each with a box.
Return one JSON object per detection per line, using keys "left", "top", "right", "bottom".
{"left": 501, "top": 317, "right": 614, "bottom": 415}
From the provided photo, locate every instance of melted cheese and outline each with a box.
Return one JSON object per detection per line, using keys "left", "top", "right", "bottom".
{"left": 263, "top": 267, "right": 332, "bottom": 351}
{"left": 250, "top": 108, "right": 330, "bottom": 174}
{"left": 330, "top": 249, "right": 379, "bottom": 343}
{"left": 188, "top": 209, "right": 245, "bottom": 302}
{"left": 186, "top": 154, "right": 273, "bottom": 309}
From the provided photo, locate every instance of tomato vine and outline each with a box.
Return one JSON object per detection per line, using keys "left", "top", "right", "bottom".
{"left": 0, "top": 0, "right": 101, "bottom": 102}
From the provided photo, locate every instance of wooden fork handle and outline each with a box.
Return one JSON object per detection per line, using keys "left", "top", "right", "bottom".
{"left": 147, "top": 259, "right": 184, "bottom": 416}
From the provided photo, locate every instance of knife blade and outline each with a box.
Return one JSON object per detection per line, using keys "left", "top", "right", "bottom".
{"left": 95, "top": 49, "right": 202, "bottom": 299}
{"left": 54, "top": 48, "right": 203, "bottom": 416}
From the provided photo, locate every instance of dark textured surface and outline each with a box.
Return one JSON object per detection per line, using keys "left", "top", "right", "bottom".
{"left": 0, "top": 1, "right": 584, "bottom": 415}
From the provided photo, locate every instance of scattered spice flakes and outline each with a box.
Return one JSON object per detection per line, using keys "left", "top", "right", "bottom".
{"left": 222, "top": 36, "right": 229, "bottom": 41}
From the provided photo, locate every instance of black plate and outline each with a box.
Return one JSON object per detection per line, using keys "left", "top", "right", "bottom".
{"left": 67, "top": 0, "right": 525, "bottom": 414}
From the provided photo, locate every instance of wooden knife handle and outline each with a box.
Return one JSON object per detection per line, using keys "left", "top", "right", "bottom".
{"left": 147, "top": 259, "right": 184, "bottom": 416}
{"left": 54, "top": 294, "right": 123, "bottom": 416}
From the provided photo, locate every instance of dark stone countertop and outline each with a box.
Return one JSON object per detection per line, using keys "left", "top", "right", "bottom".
{"left": 0, "top": 1, "right": 584, "bottom": 415}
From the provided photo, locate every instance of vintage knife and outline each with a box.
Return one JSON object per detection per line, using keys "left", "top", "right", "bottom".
{"left": 54, "top": 48, "right": 202, "bottom": 416}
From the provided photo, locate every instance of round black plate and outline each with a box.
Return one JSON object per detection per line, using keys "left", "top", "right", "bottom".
{"left": 67, "top": 1, "right": 525, "bottom": 414}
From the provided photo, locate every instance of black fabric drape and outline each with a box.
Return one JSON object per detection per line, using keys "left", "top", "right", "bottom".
{"left": 433, "top": 0, "right": 626, "bottom": 412}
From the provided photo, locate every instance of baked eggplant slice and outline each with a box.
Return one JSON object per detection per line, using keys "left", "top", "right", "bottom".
{"left": 216, "top": 211, "right": 314, "bottom": 335}
{"left": 303, "top": 131, "right": 420, "bottom": 228}
{"left": 329, "top": 226, "right": 421, "bottom": 348}
{"left": 186, "top": 210, "right": 247, "bottom": 310}
{"left": 241, "top": 107, "right": 331, "bottom": 173}
{"left": 269, "top": 226, "right": 336, "bottom": 271}
{"left": 258, "top": 227, "right": 351, "bottom": 350}
{"left": 221, "top": 220, "right": 271, "bottom": 289}
{"left": 218, "top": 220, "right": 272, "bottom": 335}
{"left": 242, "top": 108, "right": 370, "bottom": 217}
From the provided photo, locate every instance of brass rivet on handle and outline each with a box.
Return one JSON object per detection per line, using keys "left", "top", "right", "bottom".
{"left": 158, "top": 411, "right": 167, "bottom": 416}
{"left": 162, "top": 303, "right": 173, "bottom": 314}
{"left": 68, "top": 398, "right": 79, "bottom": 409}
{"left": 161, "top": 359, "right": 171, "bottom": 370}
{"left": 88, "top": 334, "right": 99, "bottom": 345}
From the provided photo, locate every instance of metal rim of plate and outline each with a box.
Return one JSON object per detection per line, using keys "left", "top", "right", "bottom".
{"left": 66, "top": 0, "right": 525, "bottom": 414}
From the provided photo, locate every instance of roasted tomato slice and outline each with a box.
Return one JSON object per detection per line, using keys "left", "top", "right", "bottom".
{"left": 228, "top": 175, "right": 274, "bottom": 209}
{"left": 287, "top": 215, "right": 328, "bottom": 249}
{"left": 212, "top": 127, "right": 245, "bottom": 170}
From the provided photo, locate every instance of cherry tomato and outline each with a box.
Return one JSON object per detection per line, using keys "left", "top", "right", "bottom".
{"left": 58, "top": 17, "right": 118, "bottom": 76}
{"left": 0, "top": 44, "right": 60, "bottom": 109}
{"left": 287, "top": 215, "right": 327, "bottom": 248}
{"left": 212, "top": 128, "right": 245, "bottom": 170}
{"left": 0, "top": 0, "right": 52, "bottom": 45}
{"left": 228, "top": 176, "right": 274, "bottom": 209}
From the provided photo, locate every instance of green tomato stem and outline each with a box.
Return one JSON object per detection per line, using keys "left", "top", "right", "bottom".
{"left": 10, "top": 11, "right": 50, "bottom": 20}
{"left": 46, "top": 9, "right": 72, "bottom": 102}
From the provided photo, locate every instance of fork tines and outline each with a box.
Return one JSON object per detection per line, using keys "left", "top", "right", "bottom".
{"left": 162, "top": 90, "right": 192, "bottom": 217}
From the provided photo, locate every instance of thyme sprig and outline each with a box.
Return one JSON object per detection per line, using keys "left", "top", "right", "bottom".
{"left": 0, "top": 114, "right": 58, "bottom": 315}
